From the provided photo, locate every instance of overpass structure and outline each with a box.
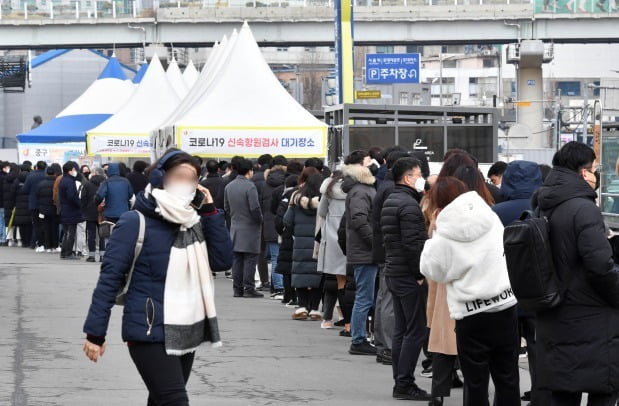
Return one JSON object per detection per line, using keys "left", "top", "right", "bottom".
{"left": 0, "top": 2, "right": 619, "bottom": 48}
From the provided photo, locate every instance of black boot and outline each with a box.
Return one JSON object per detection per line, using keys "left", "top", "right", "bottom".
{"left": 429, "top": 396, "right": 443, "bottom": 406}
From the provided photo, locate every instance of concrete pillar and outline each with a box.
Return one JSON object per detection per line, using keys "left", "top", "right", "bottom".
{"left": 515, "top": 40, "right": 547, "bottom": 148}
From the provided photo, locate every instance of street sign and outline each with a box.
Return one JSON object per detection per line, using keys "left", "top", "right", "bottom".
{"left": 365, "top": 53, "right": 420, "bottom": 85}
{"left": 355, "top": 90, "right": 381, "bottom": 99}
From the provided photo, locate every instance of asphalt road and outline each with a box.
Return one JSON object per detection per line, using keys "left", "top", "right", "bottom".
{"left": 0, "top": 246, "right": 534, "bottom": 405}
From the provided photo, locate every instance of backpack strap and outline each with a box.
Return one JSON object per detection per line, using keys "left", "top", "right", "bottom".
{"left": 119, "top": 211, "right": 145, "bottom": 298}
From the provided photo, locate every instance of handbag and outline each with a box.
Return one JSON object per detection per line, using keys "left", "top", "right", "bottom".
{"left": 115, "top": 211, "right": 145, "bottom": 306}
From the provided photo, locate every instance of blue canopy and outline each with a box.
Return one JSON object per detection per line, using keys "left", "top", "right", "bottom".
{"left": 16, "top": 114, "right": 111, "bottom": 143}
{"left": 97, "top": 56, "right": 127, "bottom": 80}
{"left": 132, "top": 62, "right": 148, "bottom": 84}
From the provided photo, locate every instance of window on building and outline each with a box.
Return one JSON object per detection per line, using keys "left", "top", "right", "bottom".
{"left": 399, "top": 92, "right": 409, "bottom": 105}
{"left": 376, "top": 46, "right": 394, "bottom": 54}
{"left": 406, "top": 45, "right": 422, "bottom": 55}
{"left": 443, "top": 59, "right": 457, "bottom": 69}
{"left": 593, "top": 81, "right": 601, "bottom": 97}
{"left": 469, "top": 77, "right": 479, "bottom": 97}
{"left": 277, "top": 47, "right": 289, "bottom": 52}
{"left": 431, "top": 77, "right": 455, "bottom": 97}
{"left": 441, "top": 45, "right": 448, "bottom": 54}
{"left": 556, "top": 81, "right": 581, "bottom": 97}
{"left": 511, "top": 81, "right": 517, "bottom": 96}
{"left": 482, "top": 58, "right": 496, "bottom": 68}
{"left": 412, "top": 94, "right": 422, "bottom": 105}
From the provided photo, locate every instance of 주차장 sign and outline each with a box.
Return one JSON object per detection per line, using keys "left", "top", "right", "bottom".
{"left": 365, "top": 53, "right": 421, "bottom": 85}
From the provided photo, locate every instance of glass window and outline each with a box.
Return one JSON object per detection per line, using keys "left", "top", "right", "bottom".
{"left": 376, "top": 46, "right": 394, "bottom": 54}
{"left": 593, "top": 81, "right": 601, "bottom": 97}
{"left": 482, "top": 58, "right": 496, "bottom": 68}
{"left": 469, "top": 77, "right": 478, "bottom": 97}
{"left": 399, "top": 92, "right": 409, "bottom": 105}
{"left": 556, "top": 81, "right": 581, "bottom": 97}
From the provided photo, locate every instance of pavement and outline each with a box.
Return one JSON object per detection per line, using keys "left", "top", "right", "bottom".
{"left": 0, "top": 246, "right": 533, "bottom": 405}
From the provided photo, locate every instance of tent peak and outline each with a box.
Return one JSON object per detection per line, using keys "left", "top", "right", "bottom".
{"left": 97, "top": 56, "right": 127, "bottom": 81}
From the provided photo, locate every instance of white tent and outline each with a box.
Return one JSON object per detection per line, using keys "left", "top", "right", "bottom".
{"left": 152, "top": 34, "right": 236, "bottom": 157}
{"left": 183, "top": 60, "right": 199, "bottom": 89}
{"left": 168, "top": 22, "right": 328, "bottom": 159}
{"left": 166, "top": 57, "right": 188, "bottom": 100}
{"left": 86, "top": 54, "right": 181, "bottom": 157}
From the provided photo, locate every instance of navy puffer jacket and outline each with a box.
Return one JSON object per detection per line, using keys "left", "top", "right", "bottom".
{"left": 83, "top": 190, "right": 228, "bottom": 344}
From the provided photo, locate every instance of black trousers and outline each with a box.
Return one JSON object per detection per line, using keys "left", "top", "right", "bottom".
{"left": 386, "top": 276, "right": 428, "bottom": 392}
{"left": 550, "top": 391, "right": 618, "bottom": 406}
{"left": 31, "top": 209, "right": 44, "bottom": 247}
{"left": 42, "top": 213, "right": 59, "bottom": 249}
{"left": 128, "top": 343, "right": 195, "bottom": 406}
{"left": 455, "top": 306, "right": 521, "bottom": 406}
{"left": 432, "top": 353, "right": 458, "bottom": 398}
{"left": 60, "top": 223, "right": 77, "bottom": 257}
{"left": 256, "top": 235, "right": 269, "bottom": 284}
{"left": 18, "top": 224, "right": 32, "bottom": 247}
{"left": 86, "top": 221, "right": 105, "bottom": 254}
{"left": 297, "top": 287, "right": 321, "bottom": 311}
{"left": 231, "top": 251, "right": 258, "bottom": 293}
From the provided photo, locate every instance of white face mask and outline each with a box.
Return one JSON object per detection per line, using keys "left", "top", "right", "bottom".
{"left": 164, "top": 182, "right": 196, "bottom": 206}
{"left": 414, "top": 177, "right": 426, "bottom": 193}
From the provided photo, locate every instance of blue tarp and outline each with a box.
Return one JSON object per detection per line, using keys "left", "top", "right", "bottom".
{"left": 16, "top": 114, "right": 110, "bottom": 143}
{"left": 132, "top": 62, "right": 148, "bottom": 84}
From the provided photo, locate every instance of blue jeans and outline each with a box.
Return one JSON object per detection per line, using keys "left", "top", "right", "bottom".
{"left": 351, "top": 264, "right": 378, "bottom": 345}
{"left": 266, "top": 242, "right": 283, "bottom": 290}
{"left": 0, "top": 210, "right": 5, "bottom": 243}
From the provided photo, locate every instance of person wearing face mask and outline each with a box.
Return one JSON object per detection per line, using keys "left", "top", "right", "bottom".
{"left": 58, "top": 162, "right": 83, "bottom": 259}
{"left": 380, "top": 157, "right": 431, "bottom": 401}
{"left": 83, "top": 149, "right": 227, "bottom": 406}
{"left": 94, "top": 162, "right": 134, "bottom": 227}
{"left": 531, "top": 141, "right": 619, "bottom": 406}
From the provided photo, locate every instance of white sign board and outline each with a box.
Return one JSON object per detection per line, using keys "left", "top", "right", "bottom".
{"left": 87, "top": 134, "right": 152, "bottom": 157}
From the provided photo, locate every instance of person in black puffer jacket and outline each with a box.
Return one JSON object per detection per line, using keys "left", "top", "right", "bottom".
{"left": 380, "top": 157, "right": 430, "bottom": 401}
{"left": 2, "top": 163, "right": 20, "bottom": 243}
{"left": 37, "top": 167, "right": 60, "bottom": 251}
{"left": 274, "top": 173, "right": 299, "bottom": 305}
{"left": 82, "top": 173, "right": 106, "bottom": 262}
{"left": 533, "top": 142, "right": 619, "bottom": 404}
{"left": 283, "top": 168, "right": 323, "bottom": 321}
{"left": 260, "top": 157, "right": 288, "bottom": 295}
{"left": 13, "top": 169, "right": 32, "bottom": 247}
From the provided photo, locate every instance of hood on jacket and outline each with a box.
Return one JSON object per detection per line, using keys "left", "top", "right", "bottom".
{"left": 341, "top": 164, "right": 375, "bottom": 193}
{"left": 265, "top": 166, "right": 287, "bottom": 188}
{"left": 320, "top": 177, "right": 347, "bottom": 200}
{"left": 89, "top": 174, "right": 105, "bottom": 187}
{"left": 500, "top": 160, "right": 542, "bottom": 201}
{"left": 134, "top": 188, "right": 163, "bottom": 220}
{"left": 534, "top": 166, "right": 597, "bottom": 212}
{"left": 436, "top": 191, "right": 497, "bottom": 243}
{"left": 107, "top": 163, "right": 120, "bottom": 177}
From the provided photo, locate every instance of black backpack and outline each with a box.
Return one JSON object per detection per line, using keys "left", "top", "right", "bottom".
{"left": 503, "top": 208, "right": 568, "bottom": 312}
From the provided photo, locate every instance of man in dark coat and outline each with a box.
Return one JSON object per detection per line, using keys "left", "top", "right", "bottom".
{"left": 23, "top": 160, "right": 47, "bottom": 249}
{"left": 200, "top": 159, "right": 223, "bottom": 201}
{"left": 342, "top": 151, "right": 378, "bottom": 356}
{"left": 252, "top": 154, "right": 273, "bottom": 291}
{"left": 380, "top": 157, "right": 430, "bottom": 401}
{"left": 58, "top": 162, "right": 82, "bottom": 260}
{"left": 533, "top": 142, "right": 619, "bottom": 405}
{"left": 36, "top": 167, "right": 60, "bottom": 251}
{"left": 224, "top": 158, "right": 264, "bottom": 298}
{"left": 0, "top": 161, "right": 8, "bottom": 245}
{"left": 371, "top": 151, "right": 410, "bottom": 365}
{"left": 492, "top": 160, "right": 544, "bottom": 404}
{"left": 125, "top": 160, "right": 149, "bottom": 195}
{"left": 82, "top": 174, "right": 105, "bottom": 262}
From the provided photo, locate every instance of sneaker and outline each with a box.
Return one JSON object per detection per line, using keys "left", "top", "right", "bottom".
{"left": 45, "top": 249, "right": 52, "bottom": 253}
{"left": 421, "top": 367, "right": 433, "bottom": 378}
{"left": 256, "top": 282, "right": 271, "bottom": 292}
{"left": 35, "top": 246, "right": 45, "bottom": 253}
{"left": 225, "top": 271, "right": 232, "bottom": 279}
{"left": 349, "top": 341, "right": 377, "bottom": 356}
{"left": 285, "top": 300, "right": 299, "bottom": 308}
{"left": 392, "top": 385, "right": 431, "bottom": 401}
{"left": 273, "top": 294, "right": 284, "bottom": 301}
{"left": 382, "top": 350, "right": 393, "bottom": 365}
{"left": 292, "top": 307, "right": 309, "bottom": 320}
{"left": 244, "top": 289, "right": 264, "bottom": 298}
{"left": 86, "top": 256, "right": 96, "bottom": 263}
{"left": 321, "top": 320, "right": 335, "bottom": 329}
{"left": 270, "top": 290, "right": 283, "bottom": 300}
{"left": 55, "top": 247, "right": 62, "bottom": 253}
{"left": 61, "top": 255, "right": 80, "bottom": 260}
{"left": 309, "top": 310, "right": 323, "bottom": 321}
{"left": 339, "top": 329, "right": 351, "bottom": 337}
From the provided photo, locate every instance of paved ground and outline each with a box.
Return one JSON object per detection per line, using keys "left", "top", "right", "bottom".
{"left": 1, "top": 246, "right": 534, "bottom": 405}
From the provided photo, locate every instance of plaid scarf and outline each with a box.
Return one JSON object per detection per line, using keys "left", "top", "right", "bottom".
{"left": 150, "top": 187, "right": 222, "bottom": 355}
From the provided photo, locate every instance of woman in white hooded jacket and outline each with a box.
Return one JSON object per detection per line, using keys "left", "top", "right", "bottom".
{"left": 420, "top": 176, "right": 520, "bottom": 406}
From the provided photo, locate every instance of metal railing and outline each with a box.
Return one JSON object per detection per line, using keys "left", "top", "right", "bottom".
{"left": 0, "top": 0, "right": 616, "bottom": 21}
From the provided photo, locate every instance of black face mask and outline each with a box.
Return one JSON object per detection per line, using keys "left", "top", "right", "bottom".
{"left": 368, "top": 163, "right": 379, "bottom": 176}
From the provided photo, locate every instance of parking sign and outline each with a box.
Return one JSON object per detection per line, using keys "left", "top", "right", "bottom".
{"left": 365, "top": 53, "right": 421, "bottom": 85}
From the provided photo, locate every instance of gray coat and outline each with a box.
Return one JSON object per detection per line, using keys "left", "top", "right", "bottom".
{"left": 317, "top": 177, "right": 347, "bottom": 276}
{"left": 342, "top": 164, "right": 376, "bottom": 265}
{"left": 284, "top": 193, "right": 322, "bottom": 289}
{"left": 224, "top": 175, "right": 263, "bottom": 254}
